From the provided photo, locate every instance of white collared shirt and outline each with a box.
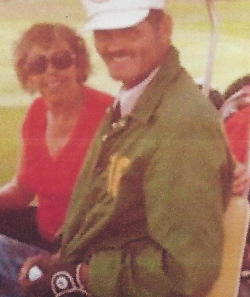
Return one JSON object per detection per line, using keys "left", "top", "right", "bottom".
{"left": 114, "top": 68, "right": 159, "bottom": 118}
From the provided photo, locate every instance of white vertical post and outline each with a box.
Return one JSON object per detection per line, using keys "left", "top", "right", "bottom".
{"left": 203, "top": 0, "right": 220, "bottom": 96}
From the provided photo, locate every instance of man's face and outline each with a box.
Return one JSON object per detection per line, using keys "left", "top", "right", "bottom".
{"left": 94, "top": 17, "right": 170, "bottom": 89}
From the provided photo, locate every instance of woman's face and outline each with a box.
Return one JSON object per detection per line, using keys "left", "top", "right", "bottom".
{"left": 26, "top": 38, "right": 80, "bottom": 104}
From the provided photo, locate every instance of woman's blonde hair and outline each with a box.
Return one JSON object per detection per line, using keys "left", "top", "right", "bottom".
{"left": 14, "top": 23, "right": 91, "bottom": 93}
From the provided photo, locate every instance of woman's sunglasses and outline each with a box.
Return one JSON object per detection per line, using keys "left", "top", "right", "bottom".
{"left": 27, "top": 50, "right": 76, "bottom": 75}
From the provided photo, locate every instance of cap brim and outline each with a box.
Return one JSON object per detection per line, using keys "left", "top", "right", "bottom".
{"left": 84, "top": 9, "right": 149, "bottom": 31}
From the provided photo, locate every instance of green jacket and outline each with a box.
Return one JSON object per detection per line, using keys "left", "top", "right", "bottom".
{"left": 61, "top": 46, "right": 234, "bottom": 297}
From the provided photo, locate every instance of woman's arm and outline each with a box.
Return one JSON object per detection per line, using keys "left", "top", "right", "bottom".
{"left": 0, "top": 177, "right": 34, "bottom": 209}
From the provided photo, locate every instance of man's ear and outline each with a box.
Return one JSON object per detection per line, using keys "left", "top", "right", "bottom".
{"left": 160, "top": 14, "right": 172, "bottom": 46}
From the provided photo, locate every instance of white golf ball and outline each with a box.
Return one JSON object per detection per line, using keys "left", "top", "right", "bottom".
{"left": 28, "top": 265, "right": 43, "bottom": 281}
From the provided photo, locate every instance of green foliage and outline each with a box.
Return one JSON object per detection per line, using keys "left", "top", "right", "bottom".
{"left": 0, "top": 107, "right": 26, "bottom": 184}
{"left": 169, "top": 0, "right": 250, "bottom": 90}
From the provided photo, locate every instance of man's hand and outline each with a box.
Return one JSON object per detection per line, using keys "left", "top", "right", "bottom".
{"left": 233, "top": 162, "right": 250, "bottom": 196}
{"left": 19, "top": 254, "right": 89, "bottom": 297}
{"left": 19, "top": 253, "right": 59, "bottom": 287}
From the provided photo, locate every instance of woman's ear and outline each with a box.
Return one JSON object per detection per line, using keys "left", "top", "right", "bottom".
{"left": 26, "top": 76, "right": 37, "bottom": 94}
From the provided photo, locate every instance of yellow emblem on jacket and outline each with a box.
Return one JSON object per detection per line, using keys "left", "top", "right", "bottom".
{"left": 107, "top": 153, "right": 130, "bottom": 198}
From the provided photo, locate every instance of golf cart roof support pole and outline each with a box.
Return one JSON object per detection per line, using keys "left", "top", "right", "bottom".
{"left": 203, "top": 0, "right": 220, "bottom": 96}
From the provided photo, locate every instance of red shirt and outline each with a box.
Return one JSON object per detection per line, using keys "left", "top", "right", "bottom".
{"left": 224, "top": 106, "right": 250, "bottom": 163}
{"left": 18, "top": 86, "right": 113, "bottom": 241}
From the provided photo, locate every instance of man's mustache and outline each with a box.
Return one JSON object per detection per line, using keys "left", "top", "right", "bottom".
{"left": 104, "top": 50, "right": 134, "bottom": 60}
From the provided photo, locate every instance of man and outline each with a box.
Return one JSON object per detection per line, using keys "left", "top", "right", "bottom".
{"left": 1, "top": 0, "right": 235, "bottom": 297}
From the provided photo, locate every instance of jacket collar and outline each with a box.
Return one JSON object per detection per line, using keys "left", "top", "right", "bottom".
{"left": 128, "top": 45, "right": 182, "bottom": 124}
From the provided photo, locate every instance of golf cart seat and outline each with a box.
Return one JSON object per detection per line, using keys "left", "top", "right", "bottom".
{"left": 207, "top": 195, "right": 250, "bottom": 297}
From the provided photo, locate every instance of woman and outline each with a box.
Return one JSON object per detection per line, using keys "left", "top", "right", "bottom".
{"left": 222, "top": 77, "right": 250, "bottom": 297}
{"left": 0, "top": 23, "right": 113, "bottom": 250}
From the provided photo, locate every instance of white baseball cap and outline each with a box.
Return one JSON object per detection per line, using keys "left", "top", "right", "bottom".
{"left": 81, "top": 0, "right": 166, "bottom": 31}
